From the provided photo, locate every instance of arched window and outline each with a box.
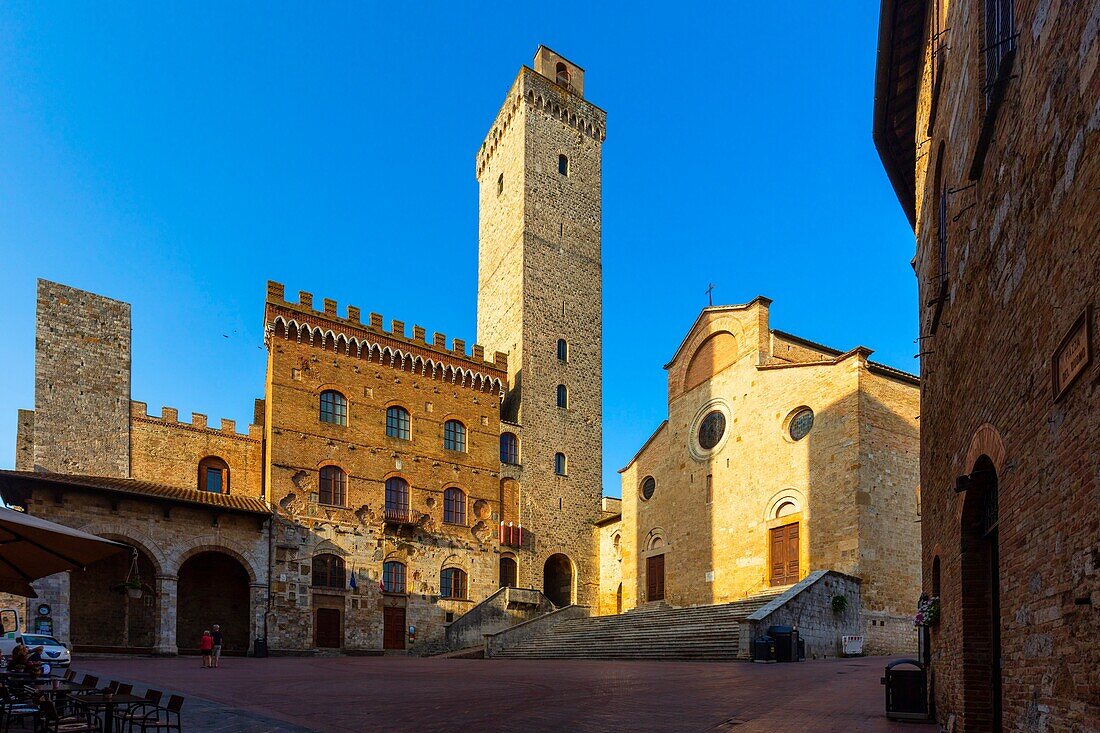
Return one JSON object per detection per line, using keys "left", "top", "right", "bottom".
{"left": 311, "top": 553, "right": 345, "bottom": 589}
{"left": 556, "top": 338, "right": 568, "bottom": 361}
{"left": 385, "top": 477, "right": 409, "bottom": 519}
{"left": 443, "top": 488, "right": 467, "bottom": 525}
{"left": 556, "top": 384, "right": 568, "bottom": 409}
{"left": 198, "top": 456, "right": 229, "bottom": 494}
{"left": 382, "top": 561, "right": 406, "bottom": 594}
{"left": 318, "top": 466, "right": 347, "bottom": 507}
{"left": 555, "top": 62, "right": 570, "bottom": 86}
{"left": 499, "top": 557, "right": 518, "bottom": 588}
{"left": 500, "top": 432, "right": 519, "bottom": 464}
{"left": 558, "top": 154, "right": 569, "bottom": 176}
{"left": 319, "top": 390, "right": 347, "bottom": 426}
{"left": 440, "top": 568, "right": 468, "bottom": 599}
{"left": 443, "top": 420, "right": 467, "bottom": 452}
{"left": 554, "top": 452, "right": 567, "bottom": 476}
{"left": 386, "top": 406, "right": 410, "bottom": 439}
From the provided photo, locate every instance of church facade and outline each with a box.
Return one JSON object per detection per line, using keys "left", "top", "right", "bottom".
{"left": 2, "top": 47, "right": 605, "bottom": 655}
{"left": 606, "top": 298, "right": 922, "bottom": 654}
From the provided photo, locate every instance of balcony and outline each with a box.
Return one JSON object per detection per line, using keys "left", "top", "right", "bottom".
{"left": 499, "top": 522, "right": 523, "bottom": 547}
{"left": 385, "top": 508, "right": 421, "bottom": 527}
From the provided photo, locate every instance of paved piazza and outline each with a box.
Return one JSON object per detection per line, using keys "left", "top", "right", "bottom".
{"left": 78, "top": 656, "right": 921, "bottom": 732}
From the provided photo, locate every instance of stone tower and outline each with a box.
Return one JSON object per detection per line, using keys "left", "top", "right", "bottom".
{"left": 31, "top": 279, "right": 131, "bottom": 476}
{"left": 476, "top": 47, "right": 606, "bottom": 605}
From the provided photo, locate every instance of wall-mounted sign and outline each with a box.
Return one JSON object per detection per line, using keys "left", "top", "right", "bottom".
{"left": 1052, "top": 305, "right": 1092, "bottom": 401}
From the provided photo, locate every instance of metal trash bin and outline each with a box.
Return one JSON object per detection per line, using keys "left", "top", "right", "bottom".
{"left": 253, "top": 638, "right": 268, "bottom": 658}
{"left": 751, "top": 635, "right": 776, "bottom": 663}
{"left": 880, "top": 659, "right": 928, "bottom": 720}
{"left": 768, "top": 625, "right": 800, "bottom": 663}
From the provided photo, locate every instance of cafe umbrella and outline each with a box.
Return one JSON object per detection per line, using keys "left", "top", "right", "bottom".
{"left": 0, "top": 507, "right": 128, "bottom": 597}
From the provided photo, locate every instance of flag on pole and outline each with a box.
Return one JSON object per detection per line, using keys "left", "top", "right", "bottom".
{"left": 349, "top": 567, "right": 358, "bottom": 590}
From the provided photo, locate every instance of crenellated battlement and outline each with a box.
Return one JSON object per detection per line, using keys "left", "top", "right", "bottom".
{"left": 475, "top": 66, "right": 607, "bottom": 180}
{"left": 264, "top": 281, "right": 508, "bottom": 394}
{"left": 130, "top": 401, "right": 263, "bottom": 441}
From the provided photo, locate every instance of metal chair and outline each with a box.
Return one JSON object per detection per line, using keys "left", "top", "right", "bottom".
{"left": 39, "top": 698, "right": 101, "bottom": 732}
{"left": 0, "top": 687, "right": 40, "bottom": 733}
{"left": 142, "top": 690, "right": 162, "bottom": 706}
{"left": 127, "top": 695, "right": 183, "bottom": 733}
{"left": 63, "top": 670, "right": 76, "bottom": 682}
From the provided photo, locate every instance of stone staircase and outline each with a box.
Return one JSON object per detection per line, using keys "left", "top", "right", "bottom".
{"left": 491, "top": 592, "right": 783, "bottom": 661}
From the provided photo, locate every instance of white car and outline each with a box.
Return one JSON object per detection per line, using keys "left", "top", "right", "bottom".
{"left": 0, "top": 632, "right": 72, "bottom": 669}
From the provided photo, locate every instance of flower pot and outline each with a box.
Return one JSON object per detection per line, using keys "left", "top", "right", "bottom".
{"left": 126, "top": 587, "right": 142, "bottom": 599}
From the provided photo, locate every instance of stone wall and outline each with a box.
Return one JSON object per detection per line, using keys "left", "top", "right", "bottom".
{"left": 443, "top": 586, "right": 553, "bottom": 651}
{"left": 129, "top": 402, "right": 264, "bottom": 498}
{"left": 903, "top": 0, "right": 1100, "bottom": 729}
{"left": 475, "top": 54, "right": 606, "bottom": 606}
{"left": 484, "top": 603, "right": 589, "bottom": 658}
{"left": 738, "top": 570, "right": 862, "bottom": 660}
{"left": 33, "top": 280, "right": 130, "bottom": 477}
{"left": 263, "top": 288, "right": 510, "bottom": 653}
{"left": 618, "top": 300, "right": 920, "bottom": 654}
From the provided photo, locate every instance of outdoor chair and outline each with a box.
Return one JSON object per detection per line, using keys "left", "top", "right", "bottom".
{"left": 63, "top": 670, "right": 76, "bottom": 682}
{"left": 0, "top": 687, "right": 40, "bottom": 733}
{"left": 76, "top": 676, "right": 99, "bottom": 691}
{"left": 115, "top": 685, "right": 133, "bottom": 696}
{"left": 141, "top": 691, "right": 162, "bottom": 706}
{"left": 124, "top": 695, "right": 183, "bottom": 733}
{"left": 38, "top": 698, "right": 101, "bottom": 733}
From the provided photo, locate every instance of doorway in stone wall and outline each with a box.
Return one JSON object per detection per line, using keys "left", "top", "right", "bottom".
{"left": 543, "top": 554, "right": 573, "bottom": 607}
{"left": 960, "top": 455, "right": 1002, "bottom": 731}
{"left": 646, "top": 554, "right": 665, "bottom": 601}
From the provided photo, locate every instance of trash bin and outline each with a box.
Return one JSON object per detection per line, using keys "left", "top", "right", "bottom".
{"left": 253, "top": 637, "right": 268, "bottom": 658}
{"left": 880, "top": 659, "right": 928, "bottom": 720}
{"left": 751, "top": 635, "right": 776, "bottom": 663}
{"left": 768, "top": 625, "right": 800, "bottom": 663}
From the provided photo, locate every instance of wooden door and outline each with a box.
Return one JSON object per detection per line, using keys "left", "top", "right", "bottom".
{"left": 769, "top": 523, "right": 799, "bottom": 586}
{"left": 382, "top": 606, "right": 406, "bottom": 650}
{"left": 646, "top": 554, "right": 665, "bottom": 601}
{"left": 314, "top": 608, "right": 342, "bottom": 648}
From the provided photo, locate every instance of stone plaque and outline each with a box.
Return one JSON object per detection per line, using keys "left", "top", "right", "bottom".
{"left": 1052, "top": 306, "right": 1092, "bottom": 401}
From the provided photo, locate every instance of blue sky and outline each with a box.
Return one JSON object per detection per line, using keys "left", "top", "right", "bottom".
{"left": 0, "top": 3, "right": 915, "bottom": 497}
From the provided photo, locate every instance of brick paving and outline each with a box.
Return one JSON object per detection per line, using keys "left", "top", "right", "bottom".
{"left": 77, "top": 655, "right": 929, "bottom": 732}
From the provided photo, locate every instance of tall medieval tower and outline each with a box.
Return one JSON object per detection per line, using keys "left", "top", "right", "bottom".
{"left": 476, "top": 48, "right": 605, "bottom": 605}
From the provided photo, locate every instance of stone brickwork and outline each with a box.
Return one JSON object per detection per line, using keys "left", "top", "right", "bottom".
{"left": 129, "top": 402, "right": 264, "bottom": 497}
{"left": 615, "top": 299, "right": 920, "bottom": 654}
{"left": 877, "top": 0, "right": 1100, "bottom": 729}
{"left": 597, "top": 497, "right": 622, "bottom": 615}
{"left": 476, "top": 47, "right": 606, "bottom": 606}
{"left": 263, "top": 285, "right": 509, "bottom": 653}
{"left": 33, "top": 280, "right": 130, "bottom": 477}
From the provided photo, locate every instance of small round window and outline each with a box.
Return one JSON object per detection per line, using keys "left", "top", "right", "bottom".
{"left": 788, "top": 408, "right": 814, "bottom": 441}
{"left": 698, "top": 411, "right": 726, "bottom": 450}
{"left": 641, "top": 476, "right": 656, "bottom": 500}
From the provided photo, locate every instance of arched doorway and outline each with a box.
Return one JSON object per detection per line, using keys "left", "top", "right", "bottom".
{"left": 499, "top": 556, "right": 518, "bottom": 588}
{"left": 177, "top": 551, "right": 250, "bottom": 655}
{"left": 70, "top": 547, "right": 157, "bottom": 652}
{"left": 543, "top": 554, "right": 573, "bottom": 607}
{"left": 960, "top": 455, "right": 1002, "bottom": 730}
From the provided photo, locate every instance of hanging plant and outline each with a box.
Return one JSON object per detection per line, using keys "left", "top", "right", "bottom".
{"left": 111, "top": 550, "right": 152, "bottom": 599}
{"left": 831, "top": 594, "right": 849, "bottom": 615}
{"left": 915, "top": 594, "right": 940, "bottom": 627}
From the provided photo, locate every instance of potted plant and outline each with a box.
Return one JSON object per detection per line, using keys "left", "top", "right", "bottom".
{"left": 914, "top": 594, "right": 940, "bottom": 627}
{"left": 112, "top": 578, "right": 151, "bottom": 599}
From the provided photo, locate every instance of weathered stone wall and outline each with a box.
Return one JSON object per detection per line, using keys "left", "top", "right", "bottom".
{"left": 907, "top": 0, "right": 1100, "bottom": 729}
{"left": 33, "top": 280, "right": 130, "bottom": 477}
{"left": 19, "top": 485, "right": 268, "bottom": 655}
{"left": 263, "top": 287, "right": 509, "bottom": 653}
{"left": 739, "top": 570, "right": 862, "bottom": 660}
{"left": 129, "top": 402, "right": 264, "bottom": 498}
{"left": 857, "top": 369, "right": 921, "bottom": 654}
{"left": 15, "top": 410, "right": 34, "bottom": 472}
{"left": 484, "top": 603, "right": 589, "bottom": 657}
{"left": 443, "top": 586, "right": 553, "bottom": 651}
{"left": 597, "top": 515, "right": 622, "bottom": 616}
{"left": 476, "top": 54, "right": 606, "bottom": 606}
{"left": 618, "top": 301, "right": 920, "bottom": 653}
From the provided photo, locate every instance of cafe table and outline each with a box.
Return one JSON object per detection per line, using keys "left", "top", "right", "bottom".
{"left": 73, "top": 692, "right": 146, "bottom": 731}
{"left": 24, "top": 679, "right": 96, "bottom": 697}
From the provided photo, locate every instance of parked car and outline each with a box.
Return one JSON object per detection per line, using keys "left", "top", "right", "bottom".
{"left": 0, "top": 632, "right": 72, "bottom": 668}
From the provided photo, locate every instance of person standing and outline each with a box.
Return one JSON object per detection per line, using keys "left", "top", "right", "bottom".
{"left": 211, "top": 624, "right": 223, "bottom": 668}
{"left": 199, "top": 629, "right": 213, "bottom": 668}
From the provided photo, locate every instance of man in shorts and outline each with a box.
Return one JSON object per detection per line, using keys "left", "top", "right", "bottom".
{"left": 211, "top": 624, "right": 223, "bottom": 668}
